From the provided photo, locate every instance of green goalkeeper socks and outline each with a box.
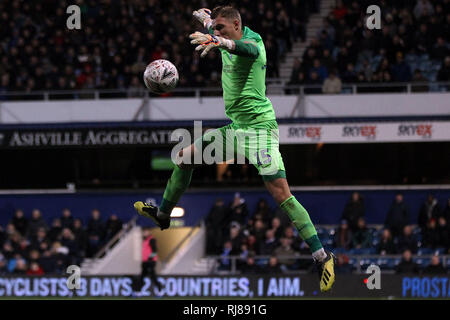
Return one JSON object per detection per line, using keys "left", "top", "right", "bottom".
{"left": 280, "top": 195, "right": 323, "bottom": 253}
{"left": 160, "top": 166, "right": 193, "bottom": 214}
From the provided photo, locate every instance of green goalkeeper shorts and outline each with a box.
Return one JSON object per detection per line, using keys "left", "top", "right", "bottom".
{"left": 194, "top": 120, "right": 286, "bottom": 181}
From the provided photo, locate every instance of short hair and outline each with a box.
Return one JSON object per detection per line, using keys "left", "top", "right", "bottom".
{"left": 211, "top": 5, "right": 241, "bottom": 26}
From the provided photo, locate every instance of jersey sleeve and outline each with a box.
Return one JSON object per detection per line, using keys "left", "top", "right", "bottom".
{"left": 233, "top": 39, "right": 260, "bottom": 59}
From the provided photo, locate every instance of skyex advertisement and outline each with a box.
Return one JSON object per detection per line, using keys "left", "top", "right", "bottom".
{"left": 0, "top": 275, "right": 449, "bottom": 298}
{"left": 279, "top": 121, "right": 450, "bottom": 144}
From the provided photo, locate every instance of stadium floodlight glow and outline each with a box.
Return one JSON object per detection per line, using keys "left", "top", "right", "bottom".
{"left": 170, "top": 207, "right": 185, "bottom": 218}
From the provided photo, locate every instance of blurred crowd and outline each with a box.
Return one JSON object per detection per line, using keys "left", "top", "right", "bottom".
{"left": 0, "top": 208, "right": 123, "bottom": 275}
{"left": 206, "top": 192, "right": 450, "bottom": 274}
{"left": 288, "top": 0, "right": 450, "bottom": 93}
{"left": 0, "top": 0, "right": 318, "bottom": 96}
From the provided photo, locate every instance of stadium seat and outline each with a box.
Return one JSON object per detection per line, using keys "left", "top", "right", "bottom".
{"left": 414, "top": 258, "right": 431, "bottom": 268}
{"left": 417, "top": 248, "right": 433, "bottom": 256}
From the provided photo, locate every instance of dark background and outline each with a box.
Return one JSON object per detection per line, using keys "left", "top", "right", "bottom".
{"left": 1, "top": 142, "right": 449, "bottom": 189}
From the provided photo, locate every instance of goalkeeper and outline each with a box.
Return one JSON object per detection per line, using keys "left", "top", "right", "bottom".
{"left": 134, "top": 5, "right": 335, "bottom": 292}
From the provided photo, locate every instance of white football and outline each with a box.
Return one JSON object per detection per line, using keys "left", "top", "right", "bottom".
{"left": 143, "top": 59, "right": 179, "bottom": 94}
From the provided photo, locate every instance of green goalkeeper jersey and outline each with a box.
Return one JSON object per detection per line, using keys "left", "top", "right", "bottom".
{"left": 218, "top": 27, "right": 276, "bottom": 125}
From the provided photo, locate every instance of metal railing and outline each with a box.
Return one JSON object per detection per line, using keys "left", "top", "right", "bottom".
{"left": 0, "top": 81, "right": 449, "bottom": 101}
{"left": 93, "top": 216, "right": 138, "bottom": 259}
{"left": 206, "top": 254, "right": 450, "bottom": 275}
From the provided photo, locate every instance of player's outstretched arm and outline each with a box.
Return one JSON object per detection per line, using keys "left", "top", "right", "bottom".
{"left": 189, "top": 32, "right": 259, "bottom": 59}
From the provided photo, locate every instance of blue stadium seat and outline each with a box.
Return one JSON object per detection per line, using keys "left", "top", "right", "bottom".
{"left": 418, "top": 54, "right": 430, "bottom": 63}
{"left": 417, "top": 248, "right": 433, "bottom": 256}
{"left": 332, "top": 248, "right": 348, "bottom": 255}
{"left": 434, "top": 248, "right": 446, "bottom": 255}
{"left": 405, "top": 54, "right": 418, "bottom": 63}
{"left": 316, "top": 227, "right": 326, "bottom": 236}
{"left": 360, "top": 258, "right": 378, "bottom": 270}
{"left": 377, "top": 258, "right": 397, "bottom": 270}
{"left": 414, "top": 258, "right": 431, "bottom": 268}
{"left": 409, "top": 62, "right": 418, "bottom": 71}
{"left": 372, "top": 238, "right": 379, "bottom": 247}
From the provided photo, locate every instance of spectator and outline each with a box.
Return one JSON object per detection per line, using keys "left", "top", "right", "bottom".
{"left": 397, "top": 225, "right": 418, "bottom": 254}
{"left": 333, "top": 219, "right": 352, "bottom": 251}
{"left": 27, "top": 262, "right": 44, "bottom": 275}
{"left": 51, "top": 241, "right": 70, "bottom": 273}
{"left": 341, "top": 63, "right": 358, "bottom": 83}
{"left": 385, "top": 193, "right": 410, "bottom": 239}
{"left": 304, "top": 71, "right": 322, "bottom": 93}
{"left": 30, "top": 228, "right": 49, "bottom": 252}
{"left": 335, "top": 253, "right": 353, "bottom": 274}
{"left": 135, "top": 228, "right": 162, "bottom": 293}
{"left": 333, "top": 0, "right": 348, "bottom": 20}
{"left": 422, "top": 218, "right": 441, "bottom": 249}
{"left": 270, "top": 216, "right": 284, "bottom": 240}
{"left": 241, "top": 255, "right": 261, "bottom": 274}
{"left": 437, "top": 56, "right": 450, "bottom": 81}
{"left": 0, "top": 255, "right": 6, "bottom": 275}
{"left": 27, "top": 209, "right": 48, "bottom": 238}
{"left": 86, "top": 209, "right": 105, "bottom": 257}
{"left": 17, "top": 237, "right": 30, "bottom": 259}
{"left": 391, "top": 52, "right": 412, "bottom": 82}
{"left": 38, "top": 250, "right": 56, "bottom": 274}
{"left": 13, "top": 258, "right": 28, "bottom": 275}
{"left": 283, "top": 226, "right": 302, "bottom": 252}
{"left": 2, "top": 242, "right": 15, "bottom": 261}
{"left": 253, "top": 198, "right": 273, "bottom": 227}
{"left": 273, "top": 237, "right": 298, "bottom": 271}
{"left": 422, "top": 255, "right": 446, "bottom": 274}
{"left": 437, "top": 217, "right": 449, "bottom": 252}
{"left": 251, "top": 219, "right": 267, "bottom": 246}
{"left": 225, "top": 224, "right": 244, "bottom": 255}
{"left": 104, "top": 214, "right": 123, "bottom": 241}
{"left": 47, "top": 218, "right": 63, "bottom": 242}
{"left": 322, "top": 70, "right": 342, "bottom": 94}
{"left": 10, "top": 209, "right": 28, "bottom": 237}
{"left": 73, "top": 219, "right": 88, "bottom": 257}
{"left": 414, "top": 0, "right": 435, "bottom": 19}
{"left": 289, "top": 58, "right": 303, "bottom": 85}
{"left": 443, "top": 198, "right": 450, "bottom": 222}
{"left": 309, "top": 59, "right": 328, "bottom": 83}
{"left": 28, "top": 249, "right": 40, "bottom": 264}
{"left": 342, "top": 192, "right": 365, "bottom": 232}
{"left": 264, "top": 255, "right": 282, "bottom": 273}
{"left": 228, "top": 193, "right": 249, "bottom": 228}
{"left": 60, "top": 208, "right": 74, "bottom": 230}
{"left": 218, "top": 241, "right": 233, "bottom": 271}
{"left": 431, "top": 37, "right": 449, "bottom": 61}
{"left": 237, "top": 243, "right": 250, "bottom": 270}
{"left": 205, "top": 198, "right": 229, "bottom": 255}
{"left": 396, "top": 249, "right": 419, "bottom": 274}
{"left": 246, "top": 234, "right": 260, "bottom": 255}
{"left": 377, "top": 229, "right": 396, "bottom": 255}
{"left": 260, "top": 229, "right": 279, "bottom": 255}
{"left": 411, "top": 69, "right": 429, "bottom": 92}
{"left": 351, "top": 217, "right": 372, "bottom": 250}
{"left": 321, "top": 49, "right": 336, "bottom": 72}
{"left": 60, "top": 228, "right": 78, "bottom": 259}
{"left": 418, "top": 194, "right": 441, "bottom": 230}
{"left": 274, "top": 206, "right": 291, "bottom": 231}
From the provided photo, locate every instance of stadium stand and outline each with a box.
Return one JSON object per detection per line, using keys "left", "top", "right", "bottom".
{"left": 288, "top": 0, "right": 450, "bottom": 92}
{"left": 0, "top": 0, "right": 315, "bottom": 95}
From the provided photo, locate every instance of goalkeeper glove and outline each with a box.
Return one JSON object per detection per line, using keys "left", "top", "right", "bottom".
{"left": 193, "top": 8, "right": 213, "bottom": 29}
{"left": 189, "top": 32, "right": 234, "bottom": 58}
